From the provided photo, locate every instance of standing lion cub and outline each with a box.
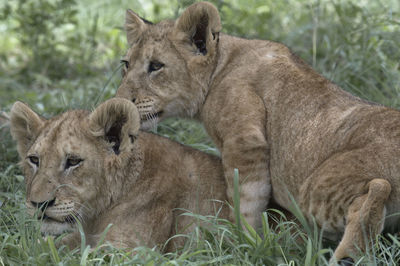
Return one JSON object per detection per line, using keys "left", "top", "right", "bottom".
{"left": 116, "top": 1, "right": 400, "bottom": 262}
{"left": 10, "top": 98, "right": 229, "bottom": 250}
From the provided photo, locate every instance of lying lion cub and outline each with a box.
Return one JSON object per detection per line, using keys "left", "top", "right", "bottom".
{"left": 10, "top": 98, "right": 229, "bottom": 250}
{"left": 116, "top": 1, "right": 400, "bottom": 262}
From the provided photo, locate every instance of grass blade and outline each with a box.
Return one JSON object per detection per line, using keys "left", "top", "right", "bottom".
{"left": 47, "top": 236, "right": 61, "bottom": 264}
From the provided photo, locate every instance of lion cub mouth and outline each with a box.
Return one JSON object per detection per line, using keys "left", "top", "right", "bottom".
{"left": 40, "top": 214, "right": 76, "bottom": 225}
{"left": 140, "top": 111, "right": 163, "bottom": 121}
{"left": 40, "top": 215, "right": 76, "bottom": 236}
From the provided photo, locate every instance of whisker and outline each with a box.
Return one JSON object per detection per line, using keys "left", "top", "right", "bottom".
{"left": 74, "top": 201, "right": 93, "bottom": 213}
{"left": 66, "top": 215, "right": 74, "bottom": 224}
{"left": 149, "top": 112, "right": 158, "bottom": 132}
{"left": 72, "top": 210, "right": 85, "bottom": 226}
{"left": 73, "top": 206, "right": 88, "bottom": 220}
{"left": 144, "top": 112, "right": 158, "bottom": 132}
{"left": 71, "top": 202, "right": 93, "bottom": 226}
{"left": 76, "top": 211, "right": 84, "bottom": 223}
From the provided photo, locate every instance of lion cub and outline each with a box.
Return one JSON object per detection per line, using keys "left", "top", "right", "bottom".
{"left": 10, "top": 98, "right": 229, "bottom": 250}
{"left": 116, "top": 1, "right": 400, "bottom": 262}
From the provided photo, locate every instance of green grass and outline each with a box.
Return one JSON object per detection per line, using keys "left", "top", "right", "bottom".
{"left": 2, "top": 165, "right": 400, "bottom": 265}
{"left": 1, "top": 0, "right": 400, "bottom": 265}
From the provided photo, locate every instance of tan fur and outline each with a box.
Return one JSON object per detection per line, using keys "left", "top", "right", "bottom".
{"left": 116, "top": 1, "right": 400, "bottom": 261}
{"left": 10, "top": 98, "right": 229, "bottom": 250}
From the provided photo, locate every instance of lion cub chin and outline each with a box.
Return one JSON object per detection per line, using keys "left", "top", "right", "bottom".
{"left": 10, "top": 98, "right": 229, "bottom": 250}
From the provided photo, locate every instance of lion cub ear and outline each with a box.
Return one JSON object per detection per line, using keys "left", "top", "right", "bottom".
{"left": 174, "top": 2, "right": 221, "bottom": 56}
{"left": 88, "top": 98, "right": 140, "bottom": 155}
{"left": 125, "top": 9, "right": 152, "bottom": 46}
{"left": 10, "top": 101, "right": 45, "bottom": 158}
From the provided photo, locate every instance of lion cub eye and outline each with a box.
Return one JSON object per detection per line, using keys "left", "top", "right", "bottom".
{"left": 148, "top": 61, "right": 164, "bottom": 73}
{"left": 28, "top": 155, "right": 39, "bottom": 166}
{"left": 65, "top": 157, "right": 83, "bottom": 170}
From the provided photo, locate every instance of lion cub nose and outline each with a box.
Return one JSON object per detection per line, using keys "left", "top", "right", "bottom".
{"left": 31, "top": 198, "right": 56, "bottom": 212}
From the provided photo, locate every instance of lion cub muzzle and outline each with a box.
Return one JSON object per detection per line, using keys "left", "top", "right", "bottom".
{"left": 28, "top": 198, "right": 76, "bottom": 224}
{"left": 30, "top": 198, "right": 55, "bottom": 213}
{"left": 132, "top": 97, "right": 164, "bottom": 129}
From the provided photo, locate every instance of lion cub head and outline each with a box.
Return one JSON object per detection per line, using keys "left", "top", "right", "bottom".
{"left": 10, "top": 98, "right": 141, "bottom": 236}
{"left": 116, "top": 2, "right": 221, "bottom": 129}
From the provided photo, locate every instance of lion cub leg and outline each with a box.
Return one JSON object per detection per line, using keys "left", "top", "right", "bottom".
{"left": 222, "top": 130, "right": 270, "bottom": 229}
{"left": 333, "top": 178, "right": 391, "bottom": 262}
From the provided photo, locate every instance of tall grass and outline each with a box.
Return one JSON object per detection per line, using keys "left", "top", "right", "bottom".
{"left": 1, "top": 0, "right": 400, "bottom": 265}
{"left": 2, "top": 166, "right": 400, "bottom": 265}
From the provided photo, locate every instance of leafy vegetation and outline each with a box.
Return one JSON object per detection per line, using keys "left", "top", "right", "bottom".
{"left": 1, "top": 0, "right": 400, "bottom": 265}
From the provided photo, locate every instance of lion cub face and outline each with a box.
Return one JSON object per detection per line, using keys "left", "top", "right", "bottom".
{"left": 10, "top": 99, "right": 140, "bottom": 236}
{"left": 116, "top": 3, "right": 221, "bottom": 129}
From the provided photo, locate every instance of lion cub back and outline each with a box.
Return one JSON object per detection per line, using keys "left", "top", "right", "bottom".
{"left": 139, "top": 131, "right": 229, "bottom": 218}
